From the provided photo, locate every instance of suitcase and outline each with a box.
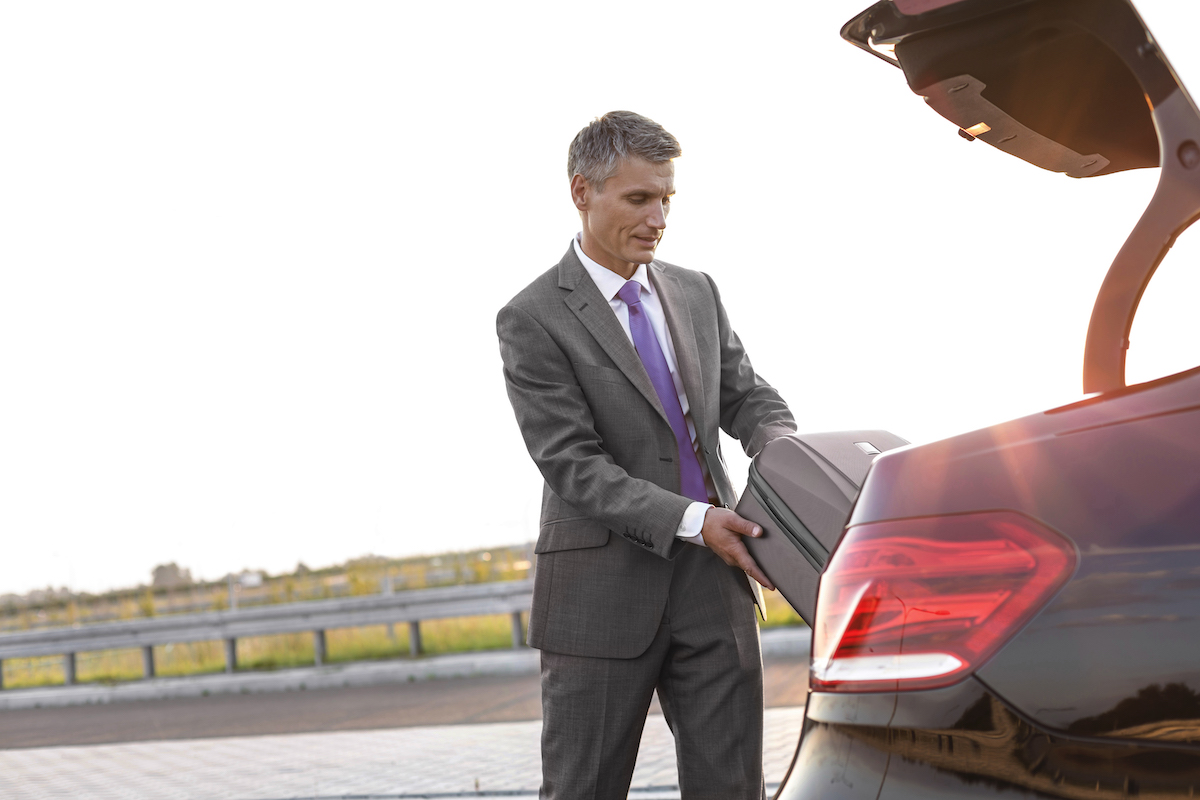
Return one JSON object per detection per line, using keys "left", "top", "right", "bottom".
{"left": 736, "top": 430, "right": 909, "bottom": 624}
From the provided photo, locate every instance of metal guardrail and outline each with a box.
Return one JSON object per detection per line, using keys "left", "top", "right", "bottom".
{"left": 0, "top": 579, "right": 534, "bottom": 689}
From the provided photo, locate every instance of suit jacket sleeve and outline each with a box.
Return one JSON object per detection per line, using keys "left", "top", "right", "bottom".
{"left": 706, "top": 272, "right": 797, "bottom": 457}
{"left": 497, "top": 304, "right": 693, "bottom": 558}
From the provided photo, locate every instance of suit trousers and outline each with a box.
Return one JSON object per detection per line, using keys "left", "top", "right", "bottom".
{"left": 538, "top": 544, "right": 766, "bottom": 800}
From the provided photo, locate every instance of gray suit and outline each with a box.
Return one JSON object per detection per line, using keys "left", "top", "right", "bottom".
{"left": 498, "top": 244, "right": 794, "bottom": 799}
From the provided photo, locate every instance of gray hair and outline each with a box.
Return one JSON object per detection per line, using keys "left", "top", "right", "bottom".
{"left": 567, "top": 111, "right": 681, "bottom": 192}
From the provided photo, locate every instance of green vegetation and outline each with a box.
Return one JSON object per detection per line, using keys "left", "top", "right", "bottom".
{"left": 0, "top": 614, "right": 529, "bottom": 688}
{"left": 0, "top": 543, "right": 806, "bottom": 690}
{"left": 761, "top": 589, "right": 804, "bottom": 629}
{"left": 0, "top": 597, "right": 806, "bottom": 689}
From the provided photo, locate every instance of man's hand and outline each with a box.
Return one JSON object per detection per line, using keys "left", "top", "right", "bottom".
{"left": 701, "top": 507, "right": 775, "bottom": 591}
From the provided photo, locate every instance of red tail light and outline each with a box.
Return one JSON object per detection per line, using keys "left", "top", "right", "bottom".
{"left": 811, "top": 511, "right": 1076, "bottom": 692}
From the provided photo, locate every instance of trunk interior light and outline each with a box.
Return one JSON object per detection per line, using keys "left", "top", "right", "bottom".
{"left": 867, "top": 37, "right": 898, "bottom": 62}
{"left": 811, "top": 511, "right": 1076, "bottom": 693}
{"left": 964, "top": 122, "right": 992, "bottom": 136}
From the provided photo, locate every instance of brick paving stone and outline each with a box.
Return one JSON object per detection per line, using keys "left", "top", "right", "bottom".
{"left": 0, "top": 706, "right": 806, "bottom": 800}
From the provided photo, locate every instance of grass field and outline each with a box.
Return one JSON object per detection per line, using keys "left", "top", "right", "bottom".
{"left": 1, "top": 590, "right": 805, "bottom": 689}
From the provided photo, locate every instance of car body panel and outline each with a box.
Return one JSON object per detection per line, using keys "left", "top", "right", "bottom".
{"left": 849, "top": 369, "right": 1200, "bottom": 550}
{"left": 979, "top": 545, "right": 1200, "bottom": 737}
{"left": 781, "top": 681, "right": 1200, "bottom": 799}
{"left": 840, "top": 368, "right": 1200, "bottom": 736}
{"left": 773, "top": 0, "right": 1200, "bottom": 795}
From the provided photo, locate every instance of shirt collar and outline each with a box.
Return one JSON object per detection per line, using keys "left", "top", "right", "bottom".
{"left": 574, "top": 233, "right": 652, "bottom": 302}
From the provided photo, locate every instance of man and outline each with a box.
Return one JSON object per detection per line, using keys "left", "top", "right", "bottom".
{"left": 497, "top": 111, "right": 795, "bottom": 800}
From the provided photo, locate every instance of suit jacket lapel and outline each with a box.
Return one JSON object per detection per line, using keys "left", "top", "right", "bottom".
{"left": 558, "top": 249, "right": 669, "bottom": 424}
{"left": 650, "top": 263, "right": 708, "bottom": 436}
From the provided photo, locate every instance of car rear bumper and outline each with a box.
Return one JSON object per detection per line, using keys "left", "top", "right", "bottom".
{"left": 776, "top": 678, "right": 1200, "bottom": 799}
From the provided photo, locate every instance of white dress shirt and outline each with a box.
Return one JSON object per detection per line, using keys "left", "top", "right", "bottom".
{"left": 573, "top": 235, "right": 711, "bottom": 545}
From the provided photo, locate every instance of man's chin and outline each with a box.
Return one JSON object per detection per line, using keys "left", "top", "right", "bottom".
{"left": 628, "top": 247, "right": 657, "bottom": 265}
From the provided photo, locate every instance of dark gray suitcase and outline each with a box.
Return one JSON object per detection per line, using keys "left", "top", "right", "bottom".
{"left": 736, "top": 430, "right": 909, "bottom": 624}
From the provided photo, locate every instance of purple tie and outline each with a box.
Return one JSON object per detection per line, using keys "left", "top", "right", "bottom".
{"left": 617, "top": 280, "right": 709, "bottom": 504}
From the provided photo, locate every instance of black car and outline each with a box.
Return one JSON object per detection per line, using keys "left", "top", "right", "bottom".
{"left": 765, "top": 0, "right": 1200, "bottom": 796}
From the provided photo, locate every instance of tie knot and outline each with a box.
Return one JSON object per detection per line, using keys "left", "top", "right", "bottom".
{"left": 617, "top": 280, "right": 643, "bottom": 307}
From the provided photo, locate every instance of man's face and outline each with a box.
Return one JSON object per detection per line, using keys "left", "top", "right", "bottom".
{"left": 573, "top": 157, "right": 674, "bottom": 279}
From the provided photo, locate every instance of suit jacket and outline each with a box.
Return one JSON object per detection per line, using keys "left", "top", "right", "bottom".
{"left": 497, "top": 244, "right": 795, "bottom": 659}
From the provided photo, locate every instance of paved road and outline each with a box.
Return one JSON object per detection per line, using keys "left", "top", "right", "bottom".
{"left": 0, "top": 655, "right": 810, "bottom": 798}
{"left": 0, "top": 657, "right": 808, "bottom": 749}
{"left": 0, "top": 706, "right": 808, "bottom": 800}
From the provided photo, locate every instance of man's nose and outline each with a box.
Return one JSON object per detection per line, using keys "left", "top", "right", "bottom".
{"left": 647, "top": 201, "right": 667, "bottom": 229}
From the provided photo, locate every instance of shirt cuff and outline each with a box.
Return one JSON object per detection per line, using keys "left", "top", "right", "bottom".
{"left": 674, "top": 501, "right": 711, "bottom": 547}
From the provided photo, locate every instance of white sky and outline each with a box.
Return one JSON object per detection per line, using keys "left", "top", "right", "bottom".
{"left": 2, "top": 1, "right": 1196, "bottom": 596}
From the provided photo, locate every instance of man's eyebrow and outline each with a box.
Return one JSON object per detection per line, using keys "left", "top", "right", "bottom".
{"left": 624, "top": 188, "right": 676, "bottom": 198}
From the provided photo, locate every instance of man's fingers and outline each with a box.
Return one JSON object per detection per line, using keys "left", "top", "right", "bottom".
{"left": 730, "top": 512, "right": 762, "bottom": 537}
{"left": 702, "top": 509, "right": 774, "bottom": 587}
{"left": 723, "top": 537, "right": 775, "bottom": 591}
{"left": 735, "top": 550, "right": 774, "bottom": 591}
{"left": 710, "top": 508, "right": 762, "bottom": 538}
{"left": 742, "top": 561, "right": 775, "bottom": 592}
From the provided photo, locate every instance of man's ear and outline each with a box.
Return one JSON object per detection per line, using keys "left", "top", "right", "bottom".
{"left": 570, "top": 174, "right": 589, "bottom": 212}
